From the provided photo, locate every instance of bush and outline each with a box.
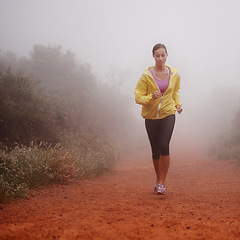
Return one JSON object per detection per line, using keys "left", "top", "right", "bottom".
{"left": 0, "top": 45, "right": 132, "bottom": 202}
{"left": 208, "top": 128, "right": 240, "bottom": 162}
{"left": 236, "top": 146, "right": 240, "bottom": 162}
{"left": 0, "top": 137, "right": 116, "bottom": 202}
{"left": 67, "top": 133, "right": 117, "bottom": 178}
{"left": 0, "top": 68, "right": 67, "bottom": 146}
{"left": 0, "top": 143, "right": 76, "bottom": 202}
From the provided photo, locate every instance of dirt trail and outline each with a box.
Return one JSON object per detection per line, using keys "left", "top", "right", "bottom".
{"left": 0, "top": 153, "right": 240, "bottom": 240}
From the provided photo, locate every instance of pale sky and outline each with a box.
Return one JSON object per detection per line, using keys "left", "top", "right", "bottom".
{"left": 1, "top": 0, "right": 240, "bottom": 149}
{"left": 1, "top": 0, "right": 240, "bottom": 108}
{"left": 1, "top": 0, "right": 240, "bottom": 83}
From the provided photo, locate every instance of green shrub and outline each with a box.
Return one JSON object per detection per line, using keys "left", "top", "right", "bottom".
{"left": 208, "top": 131, "right": 240, "bottom": 161}
{"left": 68, "top": 134, "right": 117, "bottom": 179}
{"left": 0, "top": 45, "right": 127, "bottom": 202}
{"left": 0, "top": 137, "right": 116, "bottom": 202}
{"left": 235, "top": 145, "right": 240, "bottom": 162}
{"left": 0, "top": 143, "right": 77, "bottom": 202}
{"left": 0, "top": 148, "right": 29, "bottom": 201}
{"left": 0, "top": 68, "right": 67, "bottom": 146}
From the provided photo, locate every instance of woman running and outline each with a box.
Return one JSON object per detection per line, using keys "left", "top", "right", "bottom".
{"left": 135, "top": 43, "right": 183, "bottom": 195}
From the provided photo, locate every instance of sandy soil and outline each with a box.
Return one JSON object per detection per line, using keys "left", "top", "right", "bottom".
{"left": 0, "top": 153, "right": 240, "bottom": 240}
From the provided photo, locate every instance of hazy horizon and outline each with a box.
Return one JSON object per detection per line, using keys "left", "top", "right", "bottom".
{"left": 1, "top": 0, "right": 240, "bottom": 159}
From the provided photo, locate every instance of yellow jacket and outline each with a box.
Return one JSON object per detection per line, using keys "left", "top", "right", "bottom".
{"left": 135, "top": 66, "right": 182, "bottom": 119}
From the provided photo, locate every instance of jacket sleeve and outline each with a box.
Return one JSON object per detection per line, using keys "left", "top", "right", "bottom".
{"left": 172, "top": 74, "right": 182, "bottom": 106}
{"left": 135, "top": 75, "right": 153, "bottom": 105}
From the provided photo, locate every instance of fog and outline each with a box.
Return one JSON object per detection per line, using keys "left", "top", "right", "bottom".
{"left": 1, "top": 0, "right": 240, "bottom": 161}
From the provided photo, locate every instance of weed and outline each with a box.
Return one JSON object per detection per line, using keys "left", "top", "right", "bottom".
{"left": 0, "top": 138, "right": 116, "bottom": 202}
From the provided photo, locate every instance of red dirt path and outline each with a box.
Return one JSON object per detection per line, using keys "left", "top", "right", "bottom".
{"left": 0, "top": 153, "right": 240, "bottom": 240}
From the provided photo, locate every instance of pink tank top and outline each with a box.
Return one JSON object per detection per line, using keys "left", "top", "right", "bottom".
{"left": 150, "top": 67, "right": 170, "bottom": 95}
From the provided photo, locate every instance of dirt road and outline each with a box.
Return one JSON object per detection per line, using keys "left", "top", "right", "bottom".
{"left": 0, "top": 153, "right": 240, "bottom": 240}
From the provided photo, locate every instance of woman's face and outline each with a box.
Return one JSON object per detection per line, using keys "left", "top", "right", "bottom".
{"left": 153, "top": 48, "right": 168, "bottom": 67}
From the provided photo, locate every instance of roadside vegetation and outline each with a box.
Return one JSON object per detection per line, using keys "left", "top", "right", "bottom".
{"left": 207, "top": 96, "right": 240, "bottom": 162}
{"left": 0, "top": 45, "right": 140, "bottom": 202}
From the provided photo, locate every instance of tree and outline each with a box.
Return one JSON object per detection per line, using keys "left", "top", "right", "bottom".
{"left": 0, "top": 68, "right": 66, "bottom": 146}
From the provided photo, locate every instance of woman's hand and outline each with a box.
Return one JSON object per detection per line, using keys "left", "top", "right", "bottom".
{"left": 152, "top": 91, "right": 161, "bottom": 100}
{"left": 176, "top": 105, "right": 183, "bottom": 114}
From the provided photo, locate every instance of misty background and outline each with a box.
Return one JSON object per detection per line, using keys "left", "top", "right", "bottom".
{"left": 1, "top": 0, "right": 240, "bottom": 162}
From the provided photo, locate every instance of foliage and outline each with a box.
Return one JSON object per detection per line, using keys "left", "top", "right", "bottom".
{"left": 0, "top": 68, "right": 66, "bottom": 145}
{"left": 208, "top": 105, "right": 240, "bottom": 162}
{"left": 0, "top": 44, "right": 139, "bottom": 151}
{"left": 231, "top": 107, "right": 240, "bottom": 162}
{"left": 0, "top": 138, "right": 116, "bottom": 202}
{"left": 66, "top": 132, "right": 117, "bottom": 178}
{"left": 0, "top": 44, "right": 141, "bottom": 202}
{"left": 0, "top": 143, "right": 75, "bottom": 202}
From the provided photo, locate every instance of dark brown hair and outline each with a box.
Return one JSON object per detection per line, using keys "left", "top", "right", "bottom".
{"left": 152, "top": 43, "right": 168, "bottom": 55}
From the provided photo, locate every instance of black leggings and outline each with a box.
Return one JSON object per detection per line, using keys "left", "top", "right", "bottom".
{"left": 145, "top": 115, "right": 175, "bottom": 159}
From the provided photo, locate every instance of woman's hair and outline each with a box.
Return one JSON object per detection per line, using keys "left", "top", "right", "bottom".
{"left": 152, "top": 43, "right": 168, "bottom": 55}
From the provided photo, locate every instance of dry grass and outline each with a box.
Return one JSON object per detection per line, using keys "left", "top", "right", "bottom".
{"left": 0, "top": 137, "right": 116, "bottom": 202}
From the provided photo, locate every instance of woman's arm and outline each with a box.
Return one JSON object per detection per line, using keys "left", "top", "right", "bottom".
{"left": 172, "top": 74, "right": 183, "bottom": 114}
{"left": 135, "top": 75, "right": 153, "bottom": 105}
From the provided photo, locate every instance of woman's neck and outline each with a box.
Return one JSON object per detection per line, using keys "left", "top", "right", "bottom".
{"left": 154, "top": 64, "right": 167, "bottom": 72}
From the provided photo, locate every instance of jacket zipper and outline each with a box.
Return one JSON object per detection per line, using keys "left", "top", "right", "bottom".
{"left": 145, "top": 69, "right": 175, "bottom": 119}
{"left": 157, "top": 95, "right": 163, "bottom": 119}
{"left": 155, "top": 70, "right": 174, "bottom": 119}
{"left": 146, "top": 73, "right": 164, "bottom": 119}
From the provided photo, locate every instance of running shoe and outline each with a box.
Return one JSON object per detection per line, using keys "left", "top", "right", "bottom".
{"left": 154, "top": 183, "right": 166, "bottom": 195}
{"left": 154, "top": 182, "right": 160, "bottom": 194}
{"left": 158, "top": 184, "right": 166, "bottom": 195}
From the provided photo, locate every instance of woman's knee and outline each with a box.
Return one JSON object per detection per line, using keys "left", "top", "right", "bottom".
{"left": 160, "top": 144, "right": 169, "bottom": 156}
{"left": 152, "top": 153, "right": 160, "bottom": 160}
